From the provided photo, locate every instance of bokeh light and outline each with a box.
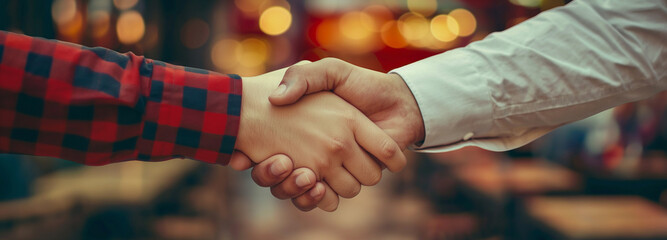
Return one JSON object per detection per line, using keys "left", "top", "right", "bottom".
{"left": 113, "top": 0, "right": 139, "bottom": 10}
{"left": 407, "top": 0, "right": 438, "bottom": 17}
{"left": 236, "top": 38, "right": 269, "bottom": 68}
{"left": 88, "top": 11, "right": 111, "bottom": 38}
{"left": 449, "top": 9, "right": 477, "bottom": 37}
{"left": 180, "top": 19, "right": 210, "bottom": 49}
{"left": 381, "top": 20, "right": 408, "bottom": 49}
{"left": 431, "top": 14, "right": 459, "bottom": 42}
{"left": 259, "top": 6, "right": 292, "bottom": 36}
{"left": 57, "top": 11, "right": 84, "bottom": 40}
{"left": 211, "top": 38, "right": 241, "bottom": 71}
{"left": 316, "top": 18, "right": 339, "bottom": 49}
{"left": 51, "top": 0, "right": 77, "bottom": 26}
{"left": 116, "top": 10, "right": 145, "bottom": 44}
{"left": 509, "top": 0, "right": 541, "bottom": 8}
{"left": 339, "top": 11, "right": 375, "bottom": 40}
{"left": 398, "top": 13, "right": 430, "bottom": 42}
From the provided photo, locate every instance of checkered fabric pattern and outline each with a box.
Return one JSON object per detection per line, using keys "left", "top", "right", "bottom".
{"left": 0, "top": 31, "right": 242, "bottom": 165}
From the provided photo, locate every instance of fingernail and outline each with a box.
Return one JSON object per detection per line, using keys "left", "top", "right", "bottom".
{"left": 295, "top": 171, "right": 314, "bottom": 188}
{"left": 310, "top": 184, "right": 323, "bottom": 198}
{"left": 270, "top": 158, "right": 289, "bottom": 176}
{"left": 271, "top": 84, "right": 287, "bottom": 97}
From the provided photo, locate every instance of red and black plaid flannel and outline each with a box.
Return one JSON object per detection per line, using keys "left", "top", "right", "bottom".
{"left": 0, "top": 31, "right": 242, "bottom": 165}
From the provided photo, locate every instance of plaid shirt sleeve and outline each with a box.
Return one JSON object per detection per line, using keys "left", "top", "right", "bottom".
{"left": 0, "top": 31, "right": 242, "bottom": 165}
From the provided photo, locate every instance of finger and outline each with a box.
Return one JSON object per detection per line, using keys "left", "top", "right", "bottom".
{"left": 317, "top": 182, "right": 340, "bottom": 212}
{"left": 291, "top": 182, "right": 326, "bottom": 212}
{"left": 324, "top": 168, "right": 361, "bottom": 198}
{"left": 269, "top": 58, "right": 351, "bottom": 105}
{"left": 342, "top": 148, "right": 383, "bottom": 186}
{"left": 269, "top": 168, "right": 316, "bottom": 199}
{"left": 229, "top": 150, "right": 255, "bottom": 171}
{"left": 353, "top": 115, "right": 407, "bottom": 172}
{"left": 250, "top": 154, "right": 294, "bottom": 187}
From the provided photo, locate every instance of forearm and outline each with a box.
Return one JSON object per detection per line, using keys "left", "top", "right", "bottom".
{"left": 393, "top": 0, "right": 667, "bottom": 152}
{"left": 0, "top": 31, "right": 242, "bottom": 165}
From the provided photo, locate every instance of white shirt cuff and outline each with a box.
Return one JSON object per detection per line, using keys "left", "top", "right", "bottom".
{"left": 391, "top": 48, "right": 494, "bottom": 151}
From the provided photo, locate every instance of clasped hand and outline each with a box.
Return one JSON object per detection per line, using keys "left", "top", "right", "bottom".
{"left": 232, "top": 59, "right": 424, "bottom": 211}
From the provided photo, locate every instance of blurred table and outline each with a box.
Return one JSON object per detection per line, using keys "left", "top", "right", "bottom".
{"left": 33, "top": 159, "right": 199, "bottom": 206}
{"left": 429, "top": 148, "right": 582, "bottom": 201}
{"left": 526, "top": 196, "right": 667, "bottom": 240}
{"left": 0, "top": 158, "right": 201, "bottom": 239}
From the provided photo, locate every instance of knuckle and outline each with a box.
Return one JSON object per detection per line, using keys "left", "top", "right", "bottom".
{"left": 284, "top": 65, "right": 301, "bottom": 78}
{"left": 340, "top": 184, "right": 361, "bottom": 198}
{"left": 327, "top": 137, "right": 348, "bottom": 155}
{"left": 379, "top": 139, "right": 398, "bottom": 160}
{"left": 320, "top": 57, "right": 339, "bottom": 64}
{"left": 313, "top": 158, "right": 332, "bottom": 174}
{"left": 296, "top": 60, "right": 312, "bottom": 65}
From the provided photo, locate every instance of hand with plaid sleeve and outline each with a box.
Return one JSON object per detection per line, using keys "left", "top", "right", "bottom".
{"left": 0, "top": 31, "right": 407, "bottom": 212}
{"left": 0, "top": 30, "right": 241, "bottom": 165}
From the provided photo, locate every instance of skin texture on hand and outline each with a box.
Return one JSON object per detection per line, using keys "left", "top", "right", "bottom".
{"left": 261, "top": 58, "right": 426, "bottom": 211}
{"left": 271, "top": 58, "right": 425, "bottom": 149}
{"left": 234, "top": 66, "right": 407, "bottom": 211}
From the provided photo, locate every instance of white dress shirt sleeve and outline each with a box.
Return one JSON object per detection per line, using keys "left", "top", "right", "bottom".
{"left": 391, "top": 0, "right": 667, "bottom": 152}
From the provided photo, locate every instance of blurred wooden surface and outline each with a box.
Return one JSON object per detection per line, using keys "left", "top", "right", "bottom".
{"left": 527, "top": 196, "right": 667, "bottom": 240}
{"left": 33, "top": 159, "right": 199, "bottom": 206}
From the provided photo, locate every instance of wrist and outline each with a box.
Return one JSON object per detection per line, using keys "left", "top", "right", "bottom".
{"left": 237, "top": 76, "right": 274, "bottom": 160}
{"left": 387, "top": 73, "right": 425, "bottom": 146}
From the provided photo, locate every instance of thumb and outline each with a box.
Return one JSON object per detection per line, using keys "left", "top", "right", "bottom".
{"left": 268, "top": 75, "right": 308, "bottom": 106}
{"left": 269, "top": 58, "right": 350, "bottom": 106}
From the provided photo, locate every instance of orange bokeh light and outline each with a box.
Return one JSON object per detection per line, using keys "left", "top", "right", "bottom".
{"left": 381, "top": 20, "right": 408, "bottom": 49}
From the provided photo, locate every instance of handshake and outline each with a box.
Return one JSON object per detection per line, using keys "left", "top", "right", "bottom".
{"left": 230, "top": 58, "right": 425, "bottom": 212}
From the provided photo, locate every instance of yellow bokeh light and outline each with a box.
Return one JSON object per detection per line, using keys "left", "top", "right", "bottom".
{"left": 211, "top": 38, "right": 241, "bottom": 71}
{"left": 431, "top": 14, "right": 459, "bottom": 42}
{"left": 116, "top": 10, "right": 145, "bottom": 44}
{"left": 407, "top": 0, "right": 438, "bottom": 17}
{"left": 449, "top": 9, "right": 477, "bottom": 37}
{"left": 57, "top": 11, "right": 83, "bottom": 39}
{"left": 113, "top": 0, "right": 139, "bottom": 10}
{"left": 259, "top": 6, "right": 292, "bottom": 36}
{"left": 339, "top": 11, "right": 375, "bottom": 40}
{"left": 51, "top": 0, "right": 77, "bottom": 25}
{"left": 381, "top": 20, "right": 408, "bottom": 49}
{"left": 398, "top": 13, "right": 430, "bottom": 41}
{"left": 510, "top": 0, "right": 541, "bottom": 8}
{"left": 89, "top": 11, "right": 111, "bottom": 38}
{"left": 236, "top": 38, "right": 269, "bottom": 68}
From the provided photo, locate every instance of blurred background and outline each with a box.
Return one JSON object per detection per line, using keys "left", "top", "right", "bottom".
{"left": 1, "top": 0, "right": 667, "bottom": 239}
